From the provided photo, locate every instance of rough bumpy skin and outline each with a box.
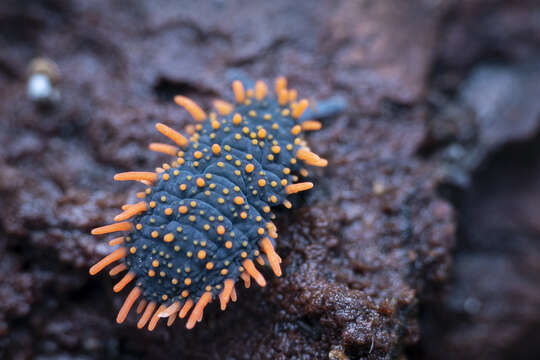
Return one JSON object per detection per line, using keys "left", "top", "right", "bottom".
{"left": 89, "top": 78, "right": 326, "bottom": 330}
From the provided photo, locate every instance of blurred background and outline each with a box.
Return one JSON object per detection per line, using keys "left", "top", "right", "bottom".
{"left": 0, "top": 0, "right": 539, "bottom": 359}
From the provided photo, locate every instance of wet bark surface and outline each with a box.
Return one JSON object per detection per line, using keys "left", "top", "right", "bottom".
{"left": 0, "top": 1, "right": 538, "bottom": 359}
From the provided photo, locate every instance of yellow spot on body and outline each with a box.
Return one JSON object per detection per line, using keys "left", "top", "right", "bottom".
{"left": 151, "top": 231, "right": 159, "bottom": 238}
{"left": 164, "top": 233, "right": 174, "bottom": 243}
{"left": 234, "top": 196, "right": 244, "bottom": 205}
{"left": 233, "top": 113, "right": 242, "bottom": 125}
{"left": 217, "top": 225, "right": 225, "bottom": 235}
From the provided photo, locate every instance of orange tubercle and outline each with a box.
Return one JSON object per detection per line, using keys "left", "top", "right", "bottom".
{"left": 186, "top": 292, "right": 212, "bottom": 329}
{"left": 116, "top": 287, "right": 141, "bottom": 324}
{"left": 275, "top": 76, "right": 287, "bottom": 95}
{"left": 301, "top": 120, "right": 322, "bottom": 131}
{"left": 232, "top": 80, "right": 245, "bottom": 103}
{"left": 261, "top": 238, "right": 282, "bottom": 277}
{"left": 89, "top": 247, "right": 127, "bottom": 275}
{"left": 243, "top": 259, "right": 266, "bottom": 287}
{"left": 179, "top": 299, "right": 194, "bottom": 319}
{"left": 91, "top": 221, "right": 133, "bottom": 235}
{"left": 114, "top": 201, "right": 147, "bottom": 221}
{"left": 148, "top": 304, "right": 167, "bottom": 331}
{"left": 296, "top": 148, "right": 328, "bottom": 167}
{"left": 292, "top": 99, "right": 309, "bottom": 119}
{"left": 114, "top": 172, "right": 158, "bottom": 183}
{"left": 285, "top": 182, "right": 313, "bottom": 195}
{"left": 213, "top": 99, "right": 234, "bottom": 115}
{"left": 174, "top": 95, "right": 207, "bottom": 122}
{"left": 155, "top": 123, "right": 189, "bottom": 147}
{"left": 149, "top": 142, "right": 179, "bottom": 156}
{"left": 113, "top": 271, "right": 135, "bottom": 293}
{"left": 219, "top": 279, "right": 235, "bottom": 311}
{"left": 255, "top": 80, "right": 268, "bottom": 101}
{"left": 137, "top": 302, "right": 156, "bottom": 328}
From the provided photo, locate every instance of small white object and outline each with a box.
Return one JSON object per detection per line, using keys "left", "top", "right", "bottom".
{"left": 27, "top": 73, "right": 60, "bottom": 103}
{"left": 28, "top": 73, "right": 52, "bottom": 100}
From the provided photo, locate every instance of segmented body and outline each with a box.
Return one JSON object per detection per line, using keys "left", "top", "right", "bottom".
{"left": 89, "top": 77, "right": 326, "bottom": 330}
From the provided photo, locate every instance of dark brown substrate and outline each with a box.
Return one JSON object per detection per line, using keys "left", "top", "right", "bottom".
{"left": 0, "top": 0, "right": 539, "bottom": 359}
